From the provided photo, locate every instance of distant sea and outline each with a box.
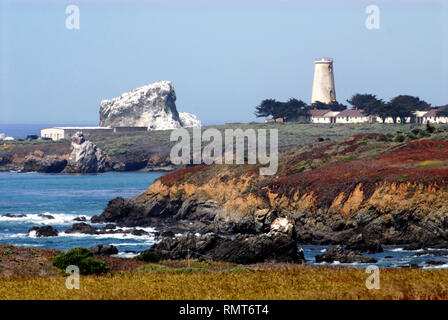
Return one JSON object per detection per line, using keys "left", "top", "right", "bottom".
{"left": 0, "top": 123, "right": 96, "bottom": 139}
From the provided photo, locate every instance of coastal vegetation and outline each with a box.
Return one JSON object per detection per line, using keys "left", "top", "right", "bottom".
{"left": 53, "top": 247, "right": 109, "bottom": 275}
{"left": 1, "top": 253, "right": 448, "bottom": 299}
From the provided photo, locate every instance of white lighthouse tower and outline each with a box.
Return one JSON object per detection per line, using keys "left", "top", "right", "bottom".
{"left": 311, "top": 58, "right": 336, "bottom": 104}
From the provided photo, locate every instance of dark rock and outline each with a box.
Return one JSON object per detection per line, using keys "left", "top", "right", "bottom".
{"left": 38, "top": 214, "right": 55, "bottom": 220}
{"left": 315, "top": 245, "right": 377, "bottom": 264}
{"left": 91, "top": 196, "right": 183, "bottom": 227}
{"left": 90, "top": 244, "right": 118, "bottom": 256}
{"left": 345, "top": 233, "right": 383, "bottom": 254}
{"left": 129, "top": 228, "right": 149, "bottom": 236}
{"left": 412, "top": 250, "right": 448, "bottom": 257}
{"left": 23, "top": 155, "right": 67, "bottom": 173}
{"left": 73, "top": 216, "right": 87, "bottom": 222}
{"left": 425, "top": 260, "right": 446, "bottom": 266}
{"left": 384, "top": 256, "right": 393, "bottom": 259}
{"left": 404, "top": 240, "right": 448, "bottom": 251}
{"left": 28, "top": 226, "right": 58, "bottom": 237}
{"left": 104, "top": 224, "right": 116, "bottom": 229}
{"left": 65, "top": 223, "right": 98, "bottom": 235}
{"left": 144, "top": 218, "right": 304, "bottom": 264}
{"left": 2, "top": 213, "right": 27, "bottom": 218}
{"left": 161, "top": 230, "right": 175, "bottom": 237}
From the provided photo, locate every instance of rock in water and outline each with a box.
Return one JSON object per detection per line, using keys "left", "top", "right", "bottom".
{"left": 28, "top": 226, "right": 58, "bottom": 237}
{"left": 64, "top": 132, "right": 110, "bottom": 173}
{"left": 90, "top": 244, "right": 119, "bottom": 256}
{"left": 315, "top": 245, "right": 377, "bottom": 264}
{"left": 141, "top": 217, "right": 305, "bottom": 264}
{"left": 99, "top": 80, "right": 200, "bottom": 130}
{"left": 65, "top": 222, "right": 99, "bottom": 235}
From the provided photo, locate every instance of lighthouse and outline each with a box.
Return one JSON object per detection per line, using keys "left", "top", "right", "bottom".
{"left": 311, "top": 58, "right": 336, "bottom": 104}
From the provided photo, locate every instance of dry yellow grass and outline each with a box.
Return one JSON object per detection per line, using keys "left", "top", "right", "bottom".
{"left": 1, "top": 265, "right": 447, "bottom": 300}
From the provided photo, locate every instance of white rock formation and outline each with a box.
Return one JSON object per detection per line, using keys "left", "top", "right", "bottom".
{"left": 64, "top": 132, "right": 110, "bottom": 173}
{"left": 179, "top": 112, "right": 201, "bottom": 128}
{"left": 99, "top": 80, "right": 200, "bottom": 130}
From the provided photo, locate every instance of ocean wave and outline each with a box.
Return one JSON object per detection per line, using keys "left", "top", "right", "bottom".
{"left": 28, "top": 230, "right": 37, "bottom": 238}
{"left": 0, "top": 212, "right": 88, "bottom": 225}
{"left": 109, "top": 242, "right": 150, "bottom": 246}
{"left": 389, "top": 248, "right": 404, "bottom": 252}
{"left": 0, "top": 232, "right": 28, "bottom": 239}
{"left": 57, "top": 231, "right": 156, "bottom": 241}
{"left": 112, "top": 252, "right": 139, "bottom": 258}
{"left": 422, "top": 263, "right": 448, "bottom": 270}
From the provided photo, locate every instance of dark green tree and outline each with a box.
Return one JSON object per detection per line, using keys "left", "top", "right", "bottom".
{"left": 311, "top": 100, "right": 347, "bottom": 111}
{"left": 372, "top": 100, "right": 389, "bottom": 123}
{"left": 347, "top": 94, "right": 385, "bottom": 116}
{"left": 436, "top": 104, "right": 448, "bottom": 117}
{"left": 388, "top": 95, "right": 431, "bottom": 124}
{"left": 255, "top": 98, "right": 310, "bottom": 122}
{"left": 254, "top": 99, "right": 277, "bottom": 118}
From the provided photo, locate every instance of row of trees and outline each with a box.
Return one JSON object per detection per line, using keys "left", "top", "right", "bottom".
{"left": 255, "top": 94, "right": 441, "bottom": 123}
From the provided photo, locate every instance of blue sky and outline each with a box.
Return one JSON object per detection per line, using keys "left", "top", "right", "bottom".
{"left": 1, "top": 0, "right": 447, "bottom": 125}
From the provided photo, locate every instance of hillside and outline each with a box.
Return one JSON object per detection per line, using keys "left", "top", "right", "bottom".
{"left": 0, "top": 123, "right": 431, "bottom": 172}
{"left": 94, "top": 125, "right": 448, "bottom": 248}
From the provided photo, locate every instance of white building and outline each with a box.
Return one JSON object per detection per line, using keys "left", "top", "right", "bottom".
{"left": 309, "top": 109, "right": 339, "bottom": 124}
{"left": 335, "top": 109, "right": 369, "bottom": 124}
{"left": 41, "top": 127, "right": 113, "bottom": 141}
{"left": 41, "top": 126, "right": 149, "bottom": 141}
{"left": 417, "top": 109, "right": 448, "bottom": 124}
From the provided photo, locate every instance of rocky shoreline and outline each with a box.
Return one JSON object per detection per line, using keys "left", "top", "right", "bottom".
{"left": 0, "top": 132, "right": 178, "bottom": 173}
{"left": 4, "top": 129, "right": 448, "bottom": 265}
{"left": 88, "top": 133, "right": 448, "bottom": 263}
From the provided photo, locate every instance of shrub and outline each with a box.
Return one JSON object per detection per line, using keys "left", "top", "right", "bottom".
{"left": 53, "top": 247, "right": 109, "bottom": 275}
{"left": 53, "top": 247, "right": 93, "bottom": 269}
{"left": 394, "top": 135, "right": 406, "bottom": 143}
{"left": 136, "top": 250, "right": 161, "bottom": 263}
{"left": 197, "top": 257, "right": 209, "bottom": 264}
{"left": 376, "top": 134, "right": 390, "bottom": 142}
{"left": 77, "top": 257, "right": 110, "bottom": 275}
{"left": 411, "top": 128, "right": 421, "bottom": 136}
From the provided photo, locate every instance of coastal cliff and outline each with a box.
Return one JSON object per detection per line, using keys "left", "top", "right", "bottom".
{"left": 93, "top": 130, "right": 448, "bottom": 248}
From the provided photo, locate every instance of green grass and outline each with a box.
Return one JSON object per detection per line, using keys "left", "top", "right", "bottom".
{"left": 135, "top": 263, "right": 210, "bottom": 274}
{"left": 1, "top": 265, "right": 448, "bottom": 300}
{"left": 415, "top": 160, "right": 448, "bottom": 168}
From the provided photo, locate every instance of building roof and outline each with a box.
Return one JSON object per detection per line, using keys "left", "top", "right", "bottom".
{"left": 336, "top": 109, "right": 365, "bottom": 117}
{"left": 309, "top": 109, "right": 332, "bottom": 117}
{"left": 41, "top": 127, "right": 111, "bottom": 130}
{"left": 423, "top": 109, "right": 439, "bottom": 117}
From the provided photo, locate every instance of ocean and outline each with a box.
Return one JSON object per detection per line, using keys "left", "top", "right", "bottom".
{"left": 0, "top": 123, "right": 96, "bottom": 139}
{"left": 0, "top": 171, "right": 447, "bottom": 268}
{"left": 0, "top": 171, "right": 163, "bottom": 257}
